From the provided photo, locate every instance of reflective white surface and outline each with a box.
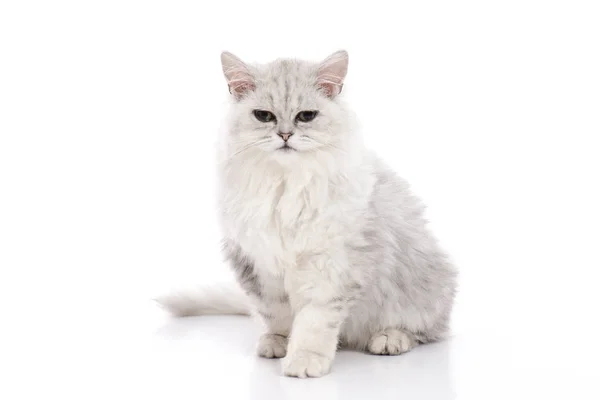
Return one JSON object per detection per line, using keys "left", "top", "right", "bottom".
{"left": 3, "top": 299, "right": 599, "bottom": 400}
{"left": 10, "top": 296, "right": 594, "bottom": 400}
{"left": 147, "top": 315, "right": 600, "bottom": 400}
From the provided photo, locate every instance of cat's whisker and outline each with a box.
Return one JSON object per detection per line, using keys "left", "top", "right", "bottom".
{"left": 302, "top": 137, "right": 349, "bottom": 155}
{"left": 226, "top": 138, "right": 272, "bottom": 159}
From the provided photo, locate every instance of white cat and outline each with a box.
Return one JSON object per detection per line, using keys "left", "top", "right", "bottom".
{"left": 158, "top": 50, "right": 457, "bottom": 378}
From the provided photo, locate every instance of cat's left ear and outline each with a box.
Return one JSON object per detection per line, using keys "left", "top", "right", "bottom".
{"left": 221, "top": 51, "right": 255, "bottom": 100}
{"left": 317, "top": 50, "right": 349, "bottom": 98}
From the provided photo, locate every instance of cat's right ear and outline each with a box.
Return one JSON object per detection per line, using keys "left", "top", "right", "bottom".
{"left": 221, "top": 52, "right": 255, "bottom": 100}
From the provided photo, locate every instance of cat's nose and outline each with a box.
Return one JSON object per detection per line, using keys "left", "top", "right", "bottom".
{"left": 277, "top": 132, "right": 294, "bottom": 142}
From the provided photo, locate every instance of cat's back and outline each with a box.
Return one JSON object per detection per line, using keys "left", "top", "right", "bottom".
{"left": 366, "top": 153, "right": 428, "bottom": 227}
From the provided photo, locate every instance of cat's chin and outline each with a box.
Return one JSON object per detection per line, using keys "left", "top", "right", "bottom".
{"left": 271, "top": 148, "right": 301, "bottom": 164}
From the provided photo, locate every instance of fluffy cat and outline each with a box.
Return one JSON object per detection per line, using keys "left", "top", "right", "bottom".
{"left": 158, "top": 50, "right": 457, "bottom": 378}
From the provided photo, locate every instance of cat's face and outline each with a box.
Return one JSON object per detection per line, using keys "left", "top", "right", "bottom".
{"left": 221, "top": 51, "right": 352, "bottom": 164}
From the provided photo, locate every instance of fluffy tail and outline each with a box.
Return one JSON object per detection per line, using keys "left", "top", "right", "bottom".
{"left": 155, "top": 284, "right": 251, "bottom": 317}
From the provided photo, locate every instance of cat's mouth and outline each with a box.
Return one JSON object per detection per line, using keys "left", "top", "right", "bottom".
{"left": 277, "top": 144, "right": 296, "bottom": 152}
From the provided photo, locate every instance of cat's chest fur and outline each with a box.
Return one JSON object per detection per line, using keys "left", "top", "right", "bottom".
{"left": 220, "top": 165, "right": 350, "bottom": 274}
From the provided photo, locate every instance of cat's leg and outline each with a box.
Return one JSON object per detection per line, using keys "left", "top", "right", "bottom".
{"left": 255, "top": 295, "right": 293, "bottom": 358}
{"left": 282, "top": 251, "right": 359, "bottom": 378}
{"left": 367, "top": 327, "right": 418, "bottom": 355}
{"left": 223, "top": 239, "right": 292, "bottom": 358}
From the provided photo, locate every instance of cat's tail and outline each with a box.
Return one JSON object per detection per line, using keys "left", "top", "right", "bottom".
{"left": 155, "top": 284, "right": 251, "bottom": 317}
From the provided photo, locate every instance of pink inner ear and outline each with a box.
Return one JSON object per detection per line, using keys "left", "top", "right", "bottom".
{"left": 227, "top": 75, "right": 255, "bottom": 99}
{"left": 317, "top": 70, "right": 344, "bottom": 97}
{"left": 317, "top": 80, "right": 342, "bottom": 98}
{"left": 221, "top": 52, "right": 255, "bottom": 100}
{"left": 317, "top": 51, "right": 348, "bottom": 98}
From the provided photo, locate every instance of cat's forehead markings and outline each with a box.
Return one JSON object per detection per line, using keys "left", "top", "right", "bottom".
{"left": 282, "top": 63, "right": 294, "bottom": 111}
{"left": 285, "top": 77, "right": 291, "bottom": 111}
{"left": 258, "top": 60, "right": 310, "bottom": 115}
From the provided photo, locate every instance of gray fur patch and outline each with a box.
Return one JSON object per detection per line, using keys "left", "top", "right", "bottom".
{"left": 222, "top": 239, "right": 261, "bottom": 298}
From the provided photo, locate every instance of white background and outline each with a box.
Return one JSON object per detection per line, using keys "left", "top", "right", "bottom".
{"left": 1, "top": 1, "right": 599, "bottom": 399}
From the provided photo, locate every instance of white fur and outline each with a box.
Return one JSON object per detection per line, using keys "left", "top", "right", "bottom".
{"left": 368, "top": 328, "right": 416, "bottom": 355}
{"left": 156, "top": 285, "right": 249, "bottom": 317}
{"left": 257, "top": 334, "right": 287, "bottom": 358}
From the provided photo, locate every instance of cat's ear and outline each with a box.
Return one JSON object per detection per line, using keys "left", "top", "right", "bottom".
{"left": 317, "top": 50, "right": 349, "bottom": 98}
{"left": 221, "top": 51, "right": 255, "bottom": 100}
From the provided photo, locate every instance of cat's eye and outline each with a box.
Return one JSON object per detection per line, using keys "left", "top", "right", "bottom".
{"left": 253, "top": 110, "right": 276, "bottom": 123}
{"left": 295, "top": 110, "right": 318, "bottom": 123}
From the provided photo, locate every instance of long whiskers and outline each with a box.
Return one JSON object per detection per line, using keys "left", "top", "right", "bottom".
{"left": 299, "top": 136, "right": 349, "bottom": 155}
{"left": 226, "top": 138, "right": 272, "bottom": 160}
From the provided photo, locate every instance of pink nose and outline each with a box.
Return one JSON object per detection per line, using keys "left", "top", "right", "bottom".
{"left": 278, "top": 132, "right": 293, "bottom": 141}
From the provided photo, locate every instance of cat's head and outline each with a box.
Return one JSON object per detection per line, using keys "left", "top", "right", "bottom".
{"left": 220, "top": 51, "right": 357, "bottom": 166}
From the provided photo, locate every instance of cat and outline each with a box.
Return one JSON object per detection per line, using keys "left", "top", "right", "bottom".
{"left": 158, "top": 50, "right": 458, "bottom": 378}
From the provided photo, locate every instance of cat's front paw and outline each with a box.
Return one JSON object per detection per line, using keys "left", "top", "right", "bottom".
{"left": 257, "top": 333, "right": 288, "bottom": 358}
{"left": 282, "top": 350, "right": 332, "bottom": 378}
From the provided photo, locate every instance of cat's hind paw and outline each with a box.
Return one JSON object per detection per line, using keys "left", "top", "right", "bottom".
{"left": 367, "top": 328, "right": 417, "bottom": 355}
